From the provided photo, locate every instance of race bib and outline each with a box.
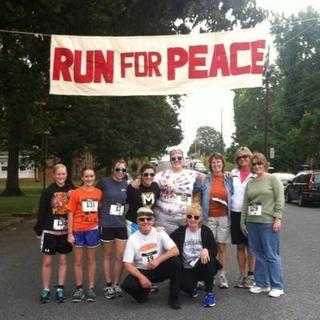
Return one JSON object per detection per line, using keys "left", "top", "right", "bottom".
{"left": 110, "top": 204, "right": 124, "bottom": 216}
{"left": 81, "top": 200, "right": 98, "bottom": 213}
{"left": 53, "top": 217, "right": 67, "bottom": 231}
{"left": 141, "top": 250, "right": 158, "bottom": 264}
{"left": 176, "top": 194, "right": 192, "bottom": 206}
{"left": 248, "top": 203, "right": 262, "bottom": 216}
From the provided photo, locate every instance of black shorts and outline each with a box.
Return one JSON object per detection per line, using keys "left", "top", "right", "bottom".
{"left": 230, "top": 212, "right": 248, "bottom": 245}
{"left": 40, "top": 232, "right": 73, "bottom": 255}
{"left": 100, "top": 227, "right": 128, "bottom": 242}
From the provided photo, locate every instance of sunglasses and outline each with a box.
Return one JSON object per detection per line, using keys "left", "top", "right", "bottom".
{"left": 252, "top": 162, "right": 263, "bottom": 166}
{"left": 115, "top": 168, "right": 127, "bottom": 173}
{"left": 187, "top": 215, "right": 200, "bottom": 220}
{"left": 171, "top": 156, "right": 183, "bottom": 162}
{"left": 237, "top": 155, "right": 249, "bottom": 160}
{"left": 142, "top": 172, "right": 155, "bottom": 177}
{"left": 137, "top": 217, "right": 153, "bottom": 222}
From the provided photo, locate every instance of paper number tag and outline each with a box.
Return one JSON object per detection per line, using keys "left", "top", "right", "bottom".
{"left": 248, "top": 204, "right": 262, "bottom": 216}
{"left": 53, "top": 218, "right": 67, "bottom": 231}
{"left": 82, "top": 200, "right": 98, "bottom": 213}
{"left": 110, "top": 204, "right": 124, "bottom": 216}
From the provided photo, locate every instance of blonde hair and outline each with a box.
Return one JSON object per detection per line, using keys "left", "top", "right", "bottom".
{"left": 234, "top": 146, "right": 253, "bottom": 168}
{"left": 185, "top": 203, "right": 203, "bottom": 226}
{"left": 250, "top": 152, "right": 269, "bottom": 172}
{"left": 53, "top": 163, "right": 67, "bottom": 173}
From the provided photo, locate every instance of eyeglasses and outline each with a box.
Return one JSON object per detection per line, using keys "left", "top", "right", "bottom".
{"left": 115, "top": 168, "right": 127, "bottom": 173}
{"left": 187, "top": 215, "right": 200, "bottom": 220}
{"left": 171, "top": 156, "right": 183, "bottom": 162}
{"left": 237, "top": 155, "right": 249, "bottom": 160}
{"left": 137, "top": 217, "right": 153, "bottom": 222}
{"left": 252, "top": 162, "right": 263, "bottom": 166}
{"left": 142, "top": 172, "right": 155, "bottom": 177}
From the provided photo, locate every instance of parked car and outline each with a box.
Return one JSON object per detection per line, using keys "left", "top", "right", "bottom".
{"left": 150, "top": 158, "right": 159, "bottom": 167}
{"left": 285, "top": 170, "right": 320, "bottom": 206}
{"left": 272, "top": 172, "right": 295, "bottom": 190}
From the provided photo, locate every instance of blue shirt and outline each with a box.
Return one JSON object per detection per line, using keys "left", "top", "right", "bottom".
{"left": 98, "top": 177, "right": 128, "bottom": 228}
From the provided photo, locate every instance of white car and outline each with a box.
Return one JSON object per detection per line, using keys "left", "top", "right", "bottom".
{"left": 272, "top": 173, "right": 295, "bottom": 188}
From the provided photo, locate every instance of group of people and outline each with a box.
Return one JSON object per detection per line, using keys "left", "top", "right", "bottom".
{"left": 34, "top": 147, "right": 285, "bottom": 310}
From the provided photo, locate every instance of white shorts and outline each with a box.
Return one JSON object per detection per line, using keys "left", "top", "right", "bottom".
{"left": 207, "top": 216, "right": 230, "bottom": 243}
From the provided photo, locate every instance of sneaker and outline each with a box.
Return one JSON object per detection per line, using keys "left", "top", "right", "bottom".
{"left": 197, "top": 281, "right": 205, "bottom": 290}
{"left": 168, "top": 298, "right": 181, "bottom": 310}
{"left": 249, "top": 285, "right": 271, "bottom": 294}
{"left": 218, "top": 272, "right": 229, "bottom": 289}
{"left": 40, "top": 289, "right": 50, "bottom": 304}
{"left": 150, "top": 283, "right": 159, "bottom": 293}
{"left": 55, "top": 288, "right": 65, "bottom": 303}
{"left": 234, "top": 275, "right": 245, "bottom": 288}
{"left": 113, "top": 285, "right": 122, "bottom": 297}
{"left": 72, "top": 288, "right": 85, "bottom": 303}
{"left": 86, "top": 288, "right": 97, "bottom": 302}
{"left": 103, "top": 285, "right": 115, "bottom": 299}
{"left": 190, "top": 288, "right": 198, "bottom": 298}
{"left": 244, "top": 275, "right": 255, "bottom": 289}
{"left": 202, "top": 292, "right": 216, "bottom": 307}
{"left": 268, "top": 288, "right": 284, "bottom": 298}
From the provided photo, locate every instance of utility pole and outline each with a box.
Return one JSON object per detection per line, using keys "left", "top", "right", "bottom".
{"left": 220, "top": 108, "right": 224, "bottom": 154}
{"left": 264, "top": 48, "right": 270, "bottom": 160}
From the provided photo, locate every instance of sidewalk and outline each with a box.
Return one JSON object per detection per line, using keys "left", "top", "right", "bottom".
{"left": 0, "top": 213, "right": 34, "bottom": 231}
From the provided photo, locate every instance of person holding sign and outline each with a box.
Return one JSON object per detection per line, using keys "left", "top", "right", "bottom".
{"left": 200, "top": 153, "right": 233, "bottom": 289}
{"left": 67, "top": 168, "right": 102, "bottom": 302}
{"left": 97, "top": 159, "right": 128, "bottom": 299}
{"left": 33, "top": 164, "right": 73, "bottom": 304}
{"left": 241, "top": 153, "right": 285, "bottom": 298}
{"left": 171, "top": 204, "right": 221, "bottom": 307}
{"left": 122, "top": 207, "right": 181, "bottom": 309}
{"left": 154, "top": 149, "right": 203, "bottom": 234}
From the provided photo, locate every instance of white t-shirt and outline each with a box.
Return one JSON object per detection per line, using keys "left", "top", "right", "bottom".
{"left": 183, "top": 228, "right": 203, "bottom": 269}
{"left": 231, "top": 168, "right": 254, "bottom": 212}
{"left": 123, "top": 227, "right": 176, "bottom": 270}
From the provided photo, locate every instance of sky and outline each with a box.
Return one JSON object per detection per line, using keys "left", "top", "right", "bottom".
{"left": 176, "top": 0, "right": 320, "bottom": 155}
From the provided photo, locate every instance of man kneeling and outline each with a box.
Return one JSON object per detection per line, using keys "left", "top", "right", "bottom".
{"left": 122, "top": 207, "right": 181, "bottom": 309}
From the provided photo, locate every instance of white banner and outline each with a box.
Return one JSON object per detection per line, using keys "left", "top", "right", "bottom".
{"left": 50, "top": 28, "right": 268, "bottom": 96}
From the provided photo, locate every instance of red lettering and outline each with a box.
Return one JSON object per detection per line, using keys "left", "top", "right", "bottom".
{"left": 121, "top": 52, "right": 134, "bottom": 78}
{"left": 167, "top": 47, "right": 188, "bottom": 80}
{"left": 52, "top": 48, "right": 73, "bottom": 81}
{"left": 134, "top": 52, "right": 148, "bottom": 77}
{"left": 148, "top": 52, "right": 161, "bottom": 76}
{"left": 94, "top": 50, "right": 114, "bottom": 83}
{"left": 230, "top": 42, "right": 250, "bottom": 75}
{"left": 251, "top": 40, "right": 266, "bottom": 74}
{"left": 189, "top": 45, "right": 208, "bottom": 79}
{"left": 74, "top": 50, "right": 94, "bottom": 83}
{"left": 209, "top": 44, "right": 230, "bottom": 77}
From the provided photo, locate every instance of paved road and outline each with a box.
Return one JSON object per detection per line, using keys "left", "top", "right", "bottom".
{"left": 1, "top": 203, "right": 319, "bottom": 320}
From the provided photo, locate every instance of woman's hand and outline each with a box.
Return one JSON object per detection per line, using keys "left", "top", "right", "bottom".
{"left": 67, "top": 233, "right": 75, "bottom": 244}
{"left": 273, "top": 218, "right": 282, "bottom": 232}
{"left": 200, "top": 248, "right": 210, "bottom": 264}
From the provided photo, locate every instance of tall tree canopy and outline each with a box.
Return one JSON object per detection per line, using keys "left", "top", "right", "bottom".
{"left": 0, "top": 0, "right": 265, "bottom": 195}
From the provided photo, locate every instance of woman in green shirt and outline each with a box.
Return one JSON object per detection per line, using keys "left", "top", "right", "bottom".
{"left": 241, "top": 152, "right": 285, "bottom": 298}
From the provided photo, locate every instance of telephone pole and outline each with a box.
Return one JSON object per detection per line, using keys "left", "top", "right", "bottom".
{"left": 264, "top": 48, "right": 271, "bottom": 160}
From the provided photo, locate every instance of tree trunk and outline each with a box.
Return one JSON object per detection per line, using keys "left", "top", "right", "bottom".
{"left": 1, "top": 129, "right": 23, "bottom": 196}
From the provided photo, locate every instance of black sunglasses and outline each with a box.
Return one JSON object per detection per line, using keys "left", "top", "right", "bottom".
{"left": 252, "top": 162, "right": 263, "bottom": 166}
{"left": 187, "top": 215, "right": 200, "bottom": 220}
{"left": 142, "top": 172, "right": 155, "bottom": 177}
{"left": 138, "top": 217, "right": 153, "bottom": 222}
{"left": 237, "top": 155, "right": 249, "bottom": 160}
{"left": 171, "top": 156, "right": 183, "bottom": 162}
{"left": 115, "top": 168, "right": 127, "bottom": 173}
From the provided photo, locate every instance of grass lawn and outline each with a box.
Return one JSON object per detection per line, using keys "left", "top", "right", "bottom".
{"left": 0, "top": 180, "right": 42, "bottom": 215}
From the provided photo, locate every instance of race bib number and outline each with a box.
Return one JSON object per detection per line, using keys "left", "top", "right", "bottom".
{"left": 141, "top": 250, "right": 158, "bottom": 264}
{"left": 176, "top": 194, "right": 192, "bottom": 206}
{"left": 53, "top": 218, "right": 67, "bottom": 231}
{"left": 248, "top": 203, "right": 262, "bottom": 216}
{"left": 110, "top": 204, "right": 124, "bottom": 216}
{"left": 82, "top": 200, "right": 98, "bottom": 213}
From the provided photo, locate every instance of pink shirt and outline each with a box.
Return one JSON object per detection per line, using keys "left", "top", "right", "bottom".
{"left": 240, "top": 168, "right": 250, "bottom": 183}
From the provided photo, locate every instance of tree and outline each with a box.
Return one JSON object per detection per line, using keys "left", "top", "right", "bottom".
{"left": 188, "top": 126, "right": 224, "bottom": 156}
{"left": 0, "top": 0, "right": 265, "bottom": 195}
